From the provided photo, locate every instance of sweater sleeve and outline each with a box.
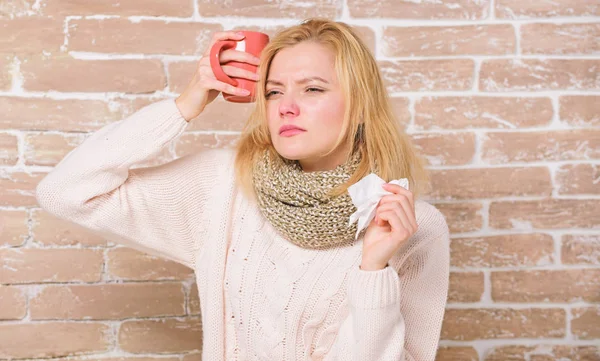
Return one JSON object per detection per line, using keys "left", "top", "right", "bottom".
{"left": 35, "top": 98, "right": 220, "bottom": 269}
{"left": 322, "top": 203, "right": 450, "bottom": 361}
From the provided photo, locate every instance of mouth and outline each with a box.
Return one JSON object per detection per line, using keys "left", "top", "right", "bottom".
{"left": 279, "top": 125, "right": 306, "bottom": 137}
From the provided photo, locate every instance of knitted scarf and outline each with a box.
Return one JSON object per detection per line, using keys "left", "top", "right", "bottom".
{"left": 252, "top": 150, "right": 361, "bottom": 249}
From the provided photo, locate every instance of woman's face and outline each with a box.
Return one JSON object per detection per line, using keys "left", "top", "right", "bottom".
{"left": 265, "top": 41, "right": 348, "bottom": 172}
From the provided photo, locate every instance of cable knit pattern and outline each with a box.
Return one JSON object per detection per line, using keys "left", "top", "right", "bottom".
{"left": 35, "top": 98, "right": 450, "bottom": 361}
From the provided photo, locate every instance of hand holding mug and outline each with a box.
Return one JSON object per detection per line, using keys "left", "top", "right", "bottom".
{"left": 175, "top": 31, "right": 263, "bottom": 122}
{"left": 209, "top": 31, "right": 269, "bottom": 103}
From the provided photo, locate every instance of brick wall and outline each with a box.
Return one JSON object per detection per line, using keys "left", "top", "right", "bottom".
{"left": 0, "top": 0, "right": 599, "bottom": 360}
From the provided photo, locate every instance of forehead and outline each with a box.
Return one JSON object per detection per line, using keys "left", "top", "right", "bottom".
{"left": 268, "top": 42, "right": 337, "bottom": 80}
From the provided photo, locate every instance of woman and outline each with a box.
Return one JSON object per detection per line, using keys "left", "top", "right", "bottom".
{"left": 36, "top": 18, "right": 450, "bottom": 361}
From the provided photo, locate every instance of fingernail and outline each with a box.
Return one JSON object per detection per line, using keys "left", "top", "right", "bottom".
{"left": 241, "top": 89, "right": 251, "bottom": 95}
{"left": 236, "top": 31, "right": 245, "bottom": 36}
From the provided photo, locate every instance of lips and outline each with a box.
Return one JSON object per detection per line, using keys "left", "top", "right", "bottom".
{"left": 279, "top": 124, "right": 306, "bottom": 135}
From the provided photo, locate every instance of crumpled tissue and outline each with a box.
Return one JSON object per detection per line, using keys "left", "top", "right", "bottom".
{"left": 347, "top": 173, "right": 409, "bottom": 239}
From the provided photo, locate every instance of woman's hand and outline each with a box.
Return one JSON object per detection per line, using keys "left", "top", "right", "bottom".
{"left": 361, "top": 183, "right": 418, "bottom": 271}
{"left": 175, "top": 31, "right": 261, "bottom": 122}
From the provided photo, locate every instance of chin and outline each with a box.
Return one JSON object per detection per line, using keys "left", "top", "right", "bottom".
{"left": 273, "top": 142, "right": 314, "bottom": 161}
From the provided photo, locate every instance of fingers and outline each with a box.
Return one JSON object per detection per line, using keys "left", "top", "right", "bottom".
{"left": 203, "top": 77, "right": 250, "bottom": 97}
{"left": 203, "top": 31, "right": 246, "bottom": 56}
{"left": 220, "top": 49, "right": 261, "bottom": 66}
{"left": 222, "top": 65, "right": 260, "bottom": 81}
{"left": 379, "top": 193, "right": 415, "bottom": 220}
{"left": 377, "top": 210, "right": 411, "bottom": 242}
{"left": 374, "top": 201, "right": 417, "bottom": 238}
{"left": 213, "top": 31, "right": 246, "bottom": 42}
{"left": 382, "top": 183, "right": 414, "bottom": 209}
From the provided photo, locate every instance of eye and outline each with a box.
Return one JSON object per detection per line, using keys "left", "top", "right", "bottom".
{"left": 306, "top": 87, "right": 324, "bottom": 93}
{"left": 265, "top": 90, "right": 281, "bottom": 98}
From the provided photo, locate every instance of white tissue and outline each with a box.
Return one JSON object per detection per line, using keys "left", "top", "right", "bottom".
{"left": 347, "top": 173, "right": 409, "bottom": 239}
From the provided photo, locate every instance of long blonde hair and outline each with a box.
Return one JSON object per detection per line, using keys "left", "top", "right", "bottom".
{"left": 234, "top": 18, "right": 429, "bottom": 198}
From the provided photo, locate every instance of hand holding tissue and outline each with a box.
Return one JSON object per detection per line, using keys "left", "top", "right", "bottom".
{"left": 348, "top": 173, "right": 409, "bottom": 239}
{"left": 347, "top": 173, "right": 417, "bottom": 271}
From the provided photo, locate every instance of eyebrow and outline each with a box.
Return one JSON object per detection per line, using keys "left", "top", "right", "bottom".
{"left": 266, "top": 76, "right": 330, "bottom": 85}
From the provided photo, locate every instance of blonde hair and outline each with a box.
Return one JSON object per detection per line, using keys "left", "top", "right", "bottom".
{"left": 234, "top": 18, "right": 429, "bottom": 199}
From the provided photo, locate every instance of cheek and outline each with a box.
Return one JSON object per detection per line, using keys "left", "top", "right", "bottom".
{"left": 266, "top": 102, "right": 279, "bottom": 133}
{"left": 315, "top": 95, "right": 345, "bottom": 131}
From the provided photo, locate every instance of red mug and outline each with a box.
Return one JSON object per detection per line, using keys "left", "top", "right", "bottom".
{"left": 210, "top": 31, "right": 270, "bottom": 103}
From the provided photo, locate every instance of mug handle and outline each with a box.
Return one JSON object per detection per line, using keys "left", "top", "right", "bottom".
{"left": 209, "top": 40, "right": 239, "bottom": 87}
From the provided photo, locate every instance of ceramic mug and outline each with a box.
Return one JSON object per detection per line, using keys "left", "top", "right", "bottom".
{"left": 209, "top": 31, "right": 270, "bottom": 103}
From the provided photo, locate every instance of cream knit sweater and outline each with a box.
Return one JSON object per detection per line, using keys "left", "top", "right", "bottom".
{"left": 36, "top": 98, "right": 450, "bottom": 361}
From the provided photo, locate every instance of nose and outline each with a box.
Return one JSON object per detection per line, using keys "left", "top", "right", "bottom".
{"left": 278, "top": 93, "right": 300, "bottom": 118}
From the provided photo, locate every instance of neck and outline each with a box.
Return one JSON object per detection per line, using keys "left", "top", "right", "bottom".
{"left": 298, "top": 145, "right": 352, "bottom": 172}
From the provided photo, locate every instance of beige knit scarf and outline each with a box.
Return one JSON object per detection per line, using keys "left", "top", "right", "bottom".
{"left": 252, "top": 150, "right": 361, "bottom": 249}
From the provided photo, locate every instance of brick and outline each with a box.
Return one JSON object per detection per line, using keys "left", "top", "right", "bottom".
{"left": 31, "top": 209, "right": 107, "bottom": 247}
{"left": 106, "top": 247, "right": 193, "bottom": 281}
{"left": 353, "top": 26, "right": 376, "bottom": 55}
{"left": 435, "top": 203, "right": 483, "bottom": 233}
{"left": 197, "top": 0, "right": 342, "bottom": 18}
{"left": 485, "top": 345, "right": 600, "bottom": 361}
{"left": 427, "top": 167, "right": 552, "bottom": 200}
{"left": 0, "top": 248, "right": 103, "bottom": 284}
{"left": 482, "top": 130, "right": 600, "bottom": 164}
{"left": 189, "top": 283, "right": 200, "bottom": 315}
{"left": 0, "top": 171, "right": 45, "bottom": 207}
{"left": 451, "top": 233, "right": 554, "bottom": 268}
{"left": 69, "top": 19, "right": 221, "bottom": 55}
{"left": 70, "top": 358, "right": 180, "bottom": 361}
{"left": 24, "top": 132, "right": 85, "bottom": 166}
{"left": 183, "top": 354, "right": 202, "bottom": 361}
{"left": 175, "top": 133, "right": 239, "bottom": 158}
{"left": 560, "top": 96, "right": 600, "bottom": 127}
{"left": 411, "top": 132, "right": 475, "bottom": 166}
{"left": 391, "top": 97, "right": 411, "bottom": 129}
{"left": 0, "top": 96, "right": 132, "bottom": 131}
{"left": 0, "top": 133, "right": 18, "bottom": 165}
{"left": 441, "top": 308, "right": 566, "bottom": 340}
{"left": 435, "top": 347, "right": 478, "bottom": 361}
{"left": 168, "top": 60, "right": 200, "bottom": 95}
{"left": 348, "top": 0, "right": 489, "bottom": 19}
{"left": 492, "top": 269, "right": 600, "bottom": 302}
{"left": 0, "top": 286, "right": 26, "bottom": 320}
{"left": 39, "top": 0, "right": 193, "bottom": 17}
{"left": 571, "top": 306, "right": 600, "bottom": 339}
{"left": 495, "top": 0, "right": 599, "bottom": 18}
{"left": 0, "top": 0, "right": 36, "bottom": 18}
{"left": 562, "top": 234, "right": 600, "bottom": 265}
{"left": 235, "top": 24, "right": 376, "bottom": 56}
{"left": 230, "top": 24, "right": 286, "bottom": 39}
{"left": 21, "top": 56, "right": 165, "bottom": 93}
{"left": 119, "top": 318, "right": 202, "bottom": 353}
{"left": 490, "top": 199, "right": 600, "bottom": 229}
{"left": 0, "top": 322, "right": 110, "bottom": 359}
{"left": 448, "top": 272, "right": 483, "bottom": 303}
{"left": 480, "top": 59, "right": 600, "bottom": 91}
{"left": 0, "top": 55, "right": 11, "bottom": 90}
{"left": 414, "top": 96, "right": 553, "bottom": 130}
{"left": 0, "top": 209, "right": 28, "bottom": 247}
{"left": 521, "top": 23, "right": 600, "bottom": 55}
{"left": 556, "top": 164, "right": 600, "bottom": 195}
{"left": 383, "top": 25, "right": 514, "bottom": 57}
{"left": 31, "top": 283, "right": 185, "bottom": 320}
{"left": 380, "top": 60, "right": 474, "bottom": 92}
{"left": 0, "top": 18, "right": 63, "bottom": 53}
